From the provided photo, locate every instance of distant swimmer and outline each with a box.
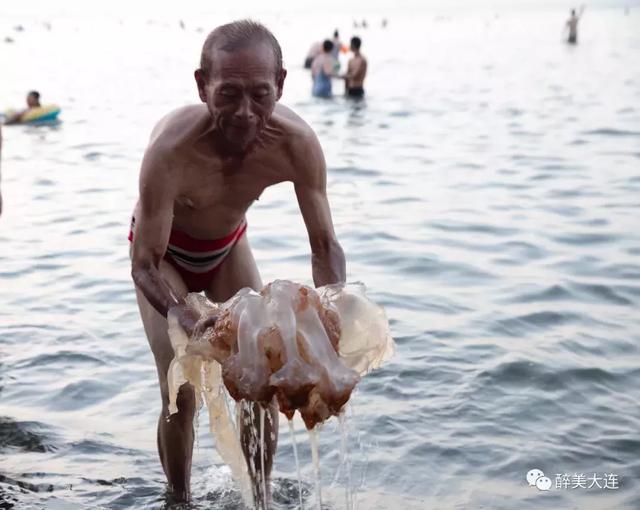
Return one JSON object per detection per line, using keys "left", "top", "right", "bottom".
{"left": 343, "top": 36, "right": 367, "bottom": 99}
{"left": 565, "top": 7, "right": 585, "bottom": 44}
{"left": 4, "top": 90, "right": 41, "bottom": 125}
{"left": 311, "top": 40, "right": 338, "bottom": 98}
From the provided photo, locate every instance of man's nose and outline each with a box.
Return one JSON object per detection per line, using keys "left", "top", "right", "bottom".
{"left": 234, "top": 95, "right": 254, "bottom": 121}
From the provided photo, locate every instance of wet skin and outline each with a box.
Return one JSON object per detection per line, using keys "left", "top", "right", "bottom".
{"left": 130, "top": 39, "right": 346, "bottom": 502}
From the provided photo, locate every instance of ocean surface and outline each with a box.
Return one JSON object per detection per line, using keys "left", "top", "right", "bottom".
{"left": 1, "top": 3, "right": 640, "bottom": 509}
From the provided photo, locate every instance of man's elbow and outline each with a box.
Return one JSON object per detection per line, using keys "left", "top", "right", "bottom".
{"left": 131, "top": 258, "right": 154, "bottom": 288}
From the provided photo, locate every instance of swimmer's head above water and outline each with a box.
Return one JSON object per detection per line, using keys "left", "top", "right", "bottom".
{"left": 194, "top": 20, "right": 287, "bottom": 153}
{"left": 26, "top": 90, "right": 40, "bottom": 108}
{"left": 350, "top": 36, "right": 362, "bottom": 53}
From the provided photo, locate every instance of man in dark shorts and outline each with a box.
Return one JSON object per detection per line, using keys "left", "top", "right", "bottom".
{"left": 343, "top": 36, "right": 367, "bottom": 99}
{"left": 566, "top": 7, "right": 584, "bottom": 44}
{"left": 129, "top": 19, "right": 346, "bottom": 504}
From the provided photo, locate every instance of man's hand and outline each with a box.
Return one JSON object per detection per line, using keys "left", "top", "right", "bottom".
{"left": 169, "top": 303, "right": 202, "bottom": 337}
{"left": 192, "top": 313, "right": 220, "bottom": 339}
{"left": 169, "top": 303, "right": 220, "bottom": 338}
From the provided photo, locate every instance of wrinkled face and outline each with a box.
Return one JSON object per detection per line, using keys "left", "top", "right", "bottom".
{"left": 195, "top": 41, "right": 286, "bottom": 153}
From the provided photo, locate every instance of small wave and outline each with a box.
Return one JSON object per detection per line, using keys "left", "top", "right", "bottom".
{"left": 53, "top": 379, "right": 120, "bottom": 411}
{"left": 0, "top": 473, "right": 56, "bottom": 494}
{"left": 581, "top": 128, "right": 640, "bottom": 137}
{"left": 70, "top": 439, "right": 138, "bottom": 456}
{"left": 0, "top": 418, "right": 57, "bottom": 453}
{"left": 475, "top": 360, "right": 625, "bottom": 392}
{"left": 551, "top": 232, "right": 617, "bottom": 245}
{"left": 368, "top": 253, "right": 496, "bottom": 283}
{"left": 489, "top": 310, "right": 601, "bottom": 337}
{"left": 429, "top": 220, "right": 518, "bottom": 237}
{"left": 508, "top": 284, "right": 573, "bottom": 303}
{"left": 15, "top": 351, "right": 106, "bottom": 370}
{"left": 509, "top": 282, "right": 634, "bottom": 307}
{"left": 333, "top": 166, "right": 381, "bottom": 177}
{"left": 82, "top": 151, "right": 110, "bottom": 161}
{"left": 568, "top": 282, "right": 634, "bottom": 306}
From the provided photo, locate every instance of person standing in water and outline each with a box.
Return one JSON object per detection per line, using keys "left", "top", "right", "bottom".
{"left": 311, "top": 40, "right": 337, "bottom": 98}
{"left": 331, "top": 29, "right": 342, "bottom": 71}
{"left": 343, "top": 36, "right": 367, "bottom": 99}
{"left": 566, "top": 7, "right": 585, "bottom": 44}
{"left": 4, "top": 91, "right": 41, "bottom": 125}
{"left": 129, "top": 20, "right": 345, "bottom": 504}
{"left": 304, "top": 40, "right": 322, "bottom": 68}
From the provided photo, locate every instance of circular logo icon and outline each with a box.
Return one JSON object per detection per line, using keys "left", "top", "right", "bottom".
{"left": 536, "top": 476, "right": 552, "bottom": 491}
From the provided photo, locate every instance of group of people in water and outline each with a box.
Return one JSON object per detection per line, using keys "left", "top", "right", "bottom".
{"left": 305, "top": 30, "right": 367, "bottom": 99}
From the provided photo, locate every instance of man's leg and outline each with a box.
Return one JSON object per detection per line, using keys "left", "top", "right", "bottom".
{"left": 206, "top": 233, "right": 279, "bottom": 506}
{"left": 135, "top": 259, "right": 195, "bottom": 501}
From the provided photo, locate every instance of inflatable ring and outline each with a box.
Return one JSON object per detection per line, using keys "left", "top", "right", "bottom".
{"left": 20, "top": 104, "right": 61, "bottom": 123}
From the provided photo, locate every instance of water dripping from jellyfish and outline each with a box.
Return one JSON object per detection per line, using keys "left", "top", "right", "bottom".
{"left": 289, "top": 419, "right": 304, "bottom": 510}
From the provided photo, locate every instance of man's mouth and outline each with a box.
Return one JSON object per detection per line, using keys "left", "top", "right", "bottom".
{"left": 228, "top": 122, "right": 252, "bottom": 130}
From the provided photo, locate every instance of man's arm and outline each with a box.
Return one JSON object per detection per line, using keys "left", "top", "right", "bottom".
{"left": 293, "top": 131, "right": 346, "bottom": 287}
{"left": 342, "top": 59, "right": 358, "bottom": 80}
{"left": 4, "top": 110, "right": 26, "bottom": 125}
{"left": 130, "top": 148, "right": 200, "bottom": 333}
{"left": 323, "top": 57, "right": 339, "bottom": 78}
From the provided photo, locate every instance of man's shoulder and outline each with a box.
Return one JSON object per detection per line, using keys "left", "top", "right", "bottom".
{"left": 269, "top": 104, "right": 324, "bottom": 178}
{"left": 272, "top": 104, "right": 317, "bottom": 146}
{"left": 148, "top": 104, "right": 209, "bottom": 153}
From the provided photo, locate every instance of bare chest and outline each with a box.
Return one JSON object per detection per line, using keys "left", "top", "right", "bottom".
{"left": 175, "top": 153, "right": 288, "bottom": 213}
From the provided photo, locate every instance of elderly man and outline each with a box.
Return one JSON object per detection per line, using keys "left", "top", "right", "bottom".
{"left": 129, "top": 20, "right": 345, "bottom": 503}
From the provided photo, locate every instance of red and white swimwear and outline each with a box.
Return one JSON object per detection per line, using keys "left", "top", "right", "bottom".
{"left": 128, "top": 217, "right": 247, "bottom": 292}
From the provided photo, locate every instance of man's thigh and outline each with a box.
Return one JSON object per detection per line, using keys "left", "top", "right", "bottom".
{"left": 135, "top": 259, "right": 189, "bottom": 390}
{"left": 205, "top": 232, "right": 263, "bottom": 303}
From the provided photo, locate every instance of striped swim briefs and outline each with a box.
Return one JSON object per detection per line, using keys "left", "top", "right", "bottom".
{"left": 129, "top": 217, "right": 247, "bottom": 292}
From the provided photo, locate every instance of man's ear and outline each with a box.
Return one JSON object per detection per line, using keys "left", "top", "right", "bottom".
{"left": 194, "top": 69, "right": 208, "bottom": 103}
{"left": 276, "top": 69, "right": 287, "bottom": 101}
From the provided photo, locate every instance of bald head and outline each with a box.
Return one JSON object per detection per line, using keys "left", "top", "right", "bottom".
{"left": 200, "top": 20, "right": 283, "bottom": 79}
